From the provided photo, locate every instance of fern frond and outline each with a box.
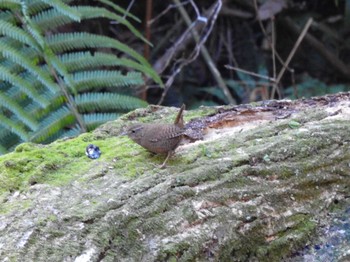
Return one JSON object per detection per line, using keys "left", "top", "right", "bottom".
{"left": 83, "top": 113, "right": 120, "bottom": 130}
{"left": 0, "top": 0, "right": 161, "bottom": 154}
{"left": 44, "top": 48, "right": 78, "bottom": 95}
{"left": 75, "top": 92, "right": 147, "bottom": 113}
{"left": 0, "top": 20, "right": 38, "bottom": 49}
{"left": 59, "top": 51, "right": 162, "bottom": 86}
{"left": 0, "top": 64, "right": 49, "bottom": 107}
{"left": 0, "top": 144, "right": 7, "bottom": 154}
{"left": 98, "top": 0, "right": 140, "bottom": 22}
{"left": 0, "top": 114, "right": 29, "bottom": 141}
{"left": 39, "top": 0, "right": 80, "bottom": 22}
{"left": 0, "top": 36, "right": 40, "bottom": 59}
{"left": 59, "top": 124, "right": 81, "bottom": 138}
{"left": 47, "top": 32, "right": 147, "bottom": 68}
{"left": 58, "top": 51, "right": 105, "bottom": 71}
{"left": 0, "top": 10, "right": 16, "bottom": 25}
{"left": 47, "top": 32, "right": 162, "bottom": 86}
{"left": 0, "top": 41, "right": 59, "bottom": 94}
{"left": 0, "top": 126, "right": 20, "bottom": 154}
{"left": 0, "top": 0, "right": 21, "bottom": 9}
{"left": 78, "top": 6, "right": 149, "bottom": 45}
{"left": 33, "top": 6, "right": 148, "bottom": 44}
{"left": 30, "top": 106, "right": 75, "bottom": 143}
{"left": 73, "top": 70, "right": 144, "bottom": 92}
{"left": 26, "top": 0, "right": 74, "bottom": 16}
{"left": 31, "top": 6, "right": 73, "bottom": 31}
{"left": 0, "top": 92, "right": 39, "bottom": 130}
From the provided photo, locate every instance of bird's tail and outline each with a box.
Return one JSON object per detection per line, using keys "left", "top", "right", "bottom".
{"left": 174, "top": 104, "right": 186, "bottom": 127}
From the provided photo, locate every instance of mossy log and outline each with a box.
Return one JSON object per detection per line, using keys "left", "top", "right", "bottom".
{"left": 1, "top": 93, "right": 350, "bottom": 261}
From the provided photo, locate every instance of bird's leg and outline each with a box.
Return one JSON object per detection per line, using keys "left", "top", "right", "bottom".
{"left": 159, "top": 151, "right": 173, "bottom": 169}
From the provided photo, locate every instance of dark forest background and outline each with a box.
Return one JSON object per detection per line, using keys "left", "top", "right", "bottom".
{"left": 108, "top": 0, "right": 350, "bottom": 107}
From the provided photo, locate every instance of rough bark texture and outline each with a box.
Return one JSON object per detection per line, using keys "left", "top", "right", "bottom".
{"left": 1, "top": 93, "right": 350, "bottom": 261}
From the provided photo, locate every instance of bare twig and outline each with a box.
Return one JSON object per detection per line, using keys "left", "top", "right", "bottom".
{"left": 152, "top": 9, "right": 205, "bottom": 75}
{"left": 270, "top": 17, "right": 281, "bottom": 99}
{"left": 124, "top": 0, "right": 135, "bottom": 19}
{"left": 157, "top": 0, "right": 231, "bottom": 105}
{"left": 271, "top": 17, "right": 313, "bottom": 98}
{"left": 173, "top": 0, "right": 236, "bottom": 104}
{"left": 283, "top": 17, "right": 350, "bottom": 80}
{"left": 253, "top": 0, "right": 294, "bottom": 74}
{"left": 271, "top": 17, "right": 276, "bottom": 81}
{"left": 144, "top": 0, "right": 152, "bottom": 60}
{"left": 148, "top": 1, "right": 190, "bottom": 25}
{"left": 110, "top": 0, "right": 136, "bottom": 24}
{"left": 224, "top": 65, "right": 276, "bottom": 82}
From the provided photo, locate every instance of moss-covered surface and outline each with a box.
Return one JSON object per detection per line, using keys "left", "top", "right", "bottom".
{"left": 0, "top": 97, "right": 350, "bottom": 261}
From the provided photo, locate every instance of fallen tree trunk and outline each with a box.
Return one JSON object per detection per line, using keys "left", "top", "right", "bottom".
{"left": 0, "top": 92, "right": 350, "bottom": 261}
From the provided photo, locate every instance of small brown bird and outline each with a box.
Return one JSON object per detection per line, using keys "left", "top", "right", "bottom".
{"left": 126, "top": 104, "right": 185, "bottom": 168}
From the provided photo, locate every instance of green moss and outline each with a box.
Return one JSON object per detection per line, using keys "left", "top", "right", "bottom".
{"left": 261, "top": 214, "right": 317, "bottom": 261}
{"left": 0, "top": 199, "right": 32, "bottom": 215}
{"left": 0, "top": 130, "right": 133, "bottom": 196}
{"left": 184, "top": 106, "right": 216, "bottom": 121}
{"left": 217, "top": 214, "right": 316, "bottom": 262}
{"left": 158, "top": 241, "right": 191, "bottom": 261}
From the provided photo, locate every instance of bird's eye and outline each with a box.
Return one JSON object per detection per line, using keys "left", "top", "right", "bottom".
{"left": 131, "top": 130, "right": 136, "bottom": 133}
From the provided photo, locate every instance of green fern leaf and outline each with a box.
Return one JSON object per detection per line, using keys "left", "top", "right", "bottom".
{"left": 0, "top": 41, "right": 59, "bottom": 94}
{"left": 39, "top": 0, "right": 80, "bottom": 22}
{"left": 75, "top": 92, "right": 147, "bottom": 112}
{"left": 0, "top": 144, "right": 7, "bottom": 154}
{"left": 0, "top": 20, "right": 38, "bottom": 49}
{"left": 83, "top": 113, "right": 120, "bottom": 130}
{"left": 47, "top": 32, "right": 147, "bottom": 70}
{"left": 77, "top": 6, "right": 150, "bottom": 45}
{"left": 0, "top": 92, "right": 39, "bottom": 130}
{"left": 31, "top": 106, "right": 75, "bottom": 143}
{"left": 0, "top": 64, "right": 49, "bottom": 107}
{"left": 0, "top": 0, "right": 21, "bottom": 9}
{"left": 58, "top": 51, "right": 161, "bottom": 85}
{"left": 33, "top": 6, "right": 149, "bottom": 45}
{"left": 0, "top": 0, "right": 161, "bottom": 154}
{"left": 59, "top": 124, "right": 81, "bottom": 138}
{"left": 44, "top": 48, "right": 78, "bottom": 95}
{"left": 0, "top": 114, "right": 29, "bottom": 141}
{"left": 98, "top": 0, "right": 140, "bottom": 22}
{"left": 72, "top": 70, "right": 144, "bottom": 92}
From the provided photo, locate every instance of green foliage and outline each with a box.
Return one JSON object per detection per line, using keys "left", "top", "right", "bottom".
{"left": 0, "top": 0, "right": 159, "bottom": 154}
{"left": 285, "top": 75, "right": 350, "bottom": 99}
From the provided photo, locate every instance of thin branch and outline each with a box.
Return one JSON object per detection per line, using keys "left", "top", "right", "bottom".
{"left": 110, "top": 0, "right": 136, "bottom": 24}
{"left": 271, "top": 17, "right": 276, "bottom": 81}
{"left": 152, "top": 10, "right": 204, "bottom": 75}
{"left": 271, "top": 17, "right": 313, "bottom": 97}
{"left": 283, "top": 16, "right": 350, "bottom": 80}
{"left": 270, "top": 17, "right": 281, "bottom": 99}
{"left": 158, "top": 0, "right": 236, "bottom": 105}
{"left": 148, "top": 1, "right": 190, "bottom": 25}
{"left": 253, "top": 0, "right": 294, "bottom": 73}
{"left": 225, "top": 65, "right": 276, "bottom": 82}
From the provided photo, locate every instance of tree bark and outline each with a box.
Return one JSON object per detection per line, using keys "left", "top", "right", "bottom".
{"left": 0, "top": 93, "right": 350, "bottom": 261}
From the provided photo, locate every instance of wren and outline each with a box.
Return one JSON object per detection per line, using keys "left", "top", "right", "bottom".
{"left": 126, "top": 104, "right": 185, "bottom": 168}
